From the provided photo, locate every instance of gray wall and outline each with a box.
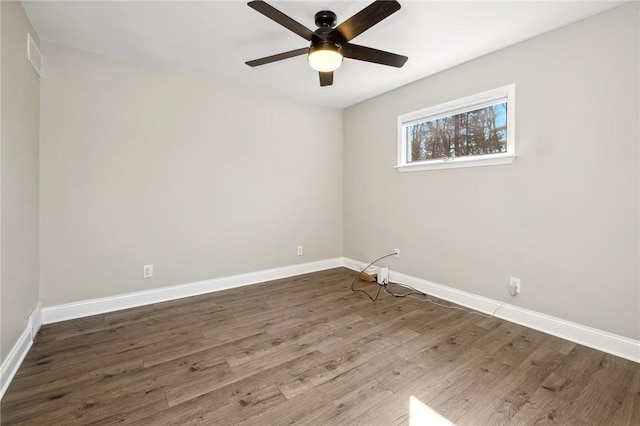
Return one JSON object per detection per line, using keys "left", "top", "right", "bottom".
{"left": 343, "top": 3, "right": 639, "bottom": 340}
{"left": 39, "top": 43, "right": 343, "bottom": 306}
{"left": 1, "top": 1, "right": 40, "bottom": 362}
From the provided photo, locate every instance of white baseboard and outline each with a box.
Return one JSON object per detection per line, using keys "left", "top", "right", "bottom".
{"left": 343, "top": 258, "right": 640, "bottom": 363}
{"left": 0, "top": 325, "right": 33, "bottom": 400}
{"left": 1, "top": 259, "right": 341, "bottom": 400}
{"left": 1, "top": 301, "right": 43, "bottom": 400}
{"left": 29, "top": 301, "right": 43, "bottom": 341}
{"left": 3, "top": 257, "right": 637, "bottom": 402}
{"left": 42, "top": 258, "right": 343, "bottom": 324}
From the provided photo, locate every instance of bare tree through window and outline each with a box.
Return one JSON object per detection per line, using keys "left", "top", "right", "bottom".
{"left": 406, "top": 103, "right": 507, "bottom": 162}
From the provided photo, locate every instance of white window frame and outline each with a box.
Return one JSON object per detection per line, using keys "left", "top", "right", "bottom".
{"left": 396, "top": 84, "right": 516, "bottom": 172}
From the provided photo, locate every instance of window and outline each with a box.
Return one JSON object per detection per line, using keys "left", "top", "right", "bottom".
{"left": 397, "top": 84, "right": 515, "bottom": 172}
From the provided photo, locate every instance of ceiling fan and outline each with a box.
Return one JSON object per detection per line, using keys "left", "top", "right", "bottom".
{"left": 245, "top": 0, "right": 408, "bottom": 87}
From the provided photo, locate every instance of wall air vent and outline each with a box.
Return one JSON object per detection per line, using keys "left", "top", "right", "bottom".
{"left": 27, "top": 33, "right": 42, "bottom": 77}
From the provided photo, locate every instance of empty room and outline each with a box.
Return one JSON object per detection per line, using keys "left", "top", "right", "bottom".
{"left": 1, "top": 0, "right": 638, "bottom": 424}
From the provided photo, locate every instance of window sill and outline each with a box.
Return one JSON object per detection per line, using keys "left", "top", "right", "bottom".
{"left": 395, "top": 153, "right": 516, "bottom": 172}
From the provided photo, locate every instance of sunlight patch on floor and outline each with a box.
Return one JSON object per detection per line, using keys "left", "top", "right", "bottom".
{"left": 409, "top": 396, "right": 455, "bottom": 426}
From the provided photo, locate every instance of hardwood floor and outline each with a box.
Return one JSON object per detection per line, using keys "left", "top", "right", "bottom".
{"left": 1, "top": 268, "right": 638, "bottom": 425}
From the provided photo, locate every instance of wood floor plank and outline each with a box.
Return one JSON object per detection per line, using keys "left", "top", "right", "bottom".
{"left": 1, "top": 356, "right": 143, "bottom": 404}
{"left": 135, "top": 351, "right": 330, "bottom": 425}
{"left": 133, "top": 379, "right": 287, "bottom": 425}
{"left": 276, "top": 338, "right": 387, "bottom": 400}
{"left": 237, "top": 351, "right": 396, "bottom": 426}
{"left": 454, "top": 343, "right": 562, "bottom": 425}
{"left": 2, "top": 267, "right": 637, "bottom": 425}
{"left": 309, "top": 378, "right": 393, "bottom": 425}
{"left": 609, "top": 389, "right": 640, "bottom": 425}
{"left": 350, "top": 346, "right": 492, "bottom": 425}
{"left": 425, "top": 374, "right": 489, "bottom": 423}
{"left": 506, "top": 385, "right": 572, "bottom": 425}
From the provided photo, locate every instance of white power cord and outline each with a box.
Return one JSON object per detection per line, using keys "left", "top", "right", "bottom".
{"left": 383, "top": 282, "right": 516, "bottom": 319}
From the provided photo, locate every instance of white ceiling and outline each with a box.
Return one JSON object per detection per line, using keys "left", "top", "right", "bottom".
{"left": 22, "top": 0, "right": 623, "bottom": 109}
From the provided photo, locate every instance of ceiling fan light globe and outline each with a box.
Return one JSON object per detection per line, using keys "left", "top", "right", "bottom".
{"left": 308, "top": 42, "right": 343, "bottom": 72}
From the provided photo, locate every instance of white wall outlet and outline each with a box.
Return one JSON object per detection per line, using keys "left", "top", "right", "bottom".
{"left": 143, "top": 264, "right": 153, "bottom": 278}
{"left": 509, "top": 276, "right": 521, "bottom": 295}
{"left": 394, "top": 248, "right": 400, "bottom": 259}
{"left": 297, "top": 246, "right": 303, "bottom": 256}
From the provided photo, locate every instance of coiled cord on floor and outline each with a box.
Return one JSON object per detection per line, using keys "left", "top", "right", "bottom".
{"left": 350, "top": 252, "right": 396, "bottom": 302}
{"left": 350, "top": 254, "right": 515, "bottom": 317}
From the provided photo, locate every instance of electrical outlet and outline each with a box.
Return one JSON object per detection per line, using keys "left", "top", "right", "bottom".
{"left": 509, "top": 276, "right": 521, "bottom": 295}
{"left": 297, "top": 246, "right": 303, "bottom": 256}
{"left": 394, "top": 248, "right": 400, "bottom": 259}
{"left": 143, "top": 264, "right": 153, "bottom": 278}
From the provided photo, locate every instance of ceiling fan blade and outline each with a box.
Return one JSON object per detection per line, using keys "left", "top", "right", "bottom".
{"left": 246, "top": 47, "right": 308, "bottom": 67}
{"left": 248, "top": 1, "right": 315, "bottom": 41}
{"left": 342, "top": 43, "right": 408, "bottom": 68}
{"left": 334, "top": 0, "right": 401, "bottom": 42}
{"left": 319, "top": 72, "right": 334, "bottom": 87}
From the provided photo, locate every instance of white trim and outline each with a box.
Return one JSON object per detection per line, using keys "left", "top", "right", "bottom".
{"left": 27, "top": 33, "right": 42, "bottom": 77}
{"left": 29, "top": 301, "right": 43, "bottom": 341}
{"left": 42, "top": 258, "right": 342, "bottom": 324}
{"left": 0, "top": 325, "right": 33, "bottom": 400}
{"left": 397, "top": 84, "right": 515, "bottom": 172}
{"left": 342, "top": 257, "right": 369, "bottom": 272}
{"left": 343, "top": 258, "right": 640, "bottom": 363}
{"left": 396, "top": 153, "right": 515, "bottom": 172}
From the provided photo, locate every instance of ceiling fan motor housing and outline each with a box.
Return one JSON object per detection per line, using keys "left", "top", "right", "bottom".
{"left": 314, "top": 10, "right": 337, "bottom": 29}
{"left": 310, "top": 10, "right": 342, "bottom": 60}
{"left": 311, "top": 10, "right": 342, "bottom": 52}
